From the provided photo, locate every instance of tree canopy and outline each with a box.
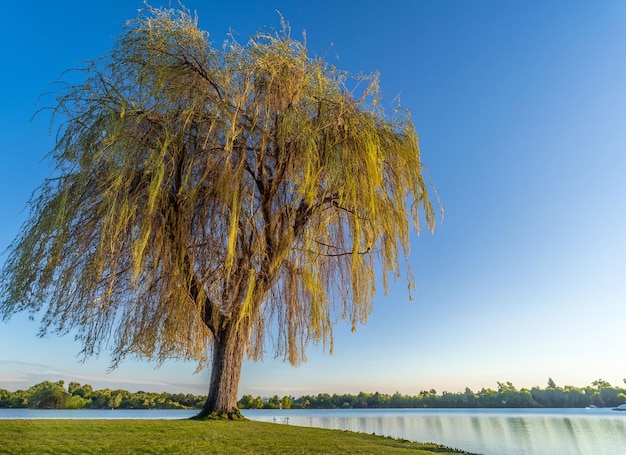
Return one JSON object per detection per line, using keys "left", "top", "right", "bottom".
{"left": 0, "top": 5, "right": 436, "bottom": 416}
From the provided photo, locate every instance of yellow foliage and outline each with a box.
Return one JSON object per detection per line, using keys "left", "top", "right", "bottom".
{"left": 0, "top": 5, "right": 438, "bottom": 371}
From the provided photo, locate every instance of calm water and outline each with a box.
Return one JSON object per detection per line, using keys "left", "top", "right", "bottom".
{"left": 1, "top": 407, "right": 625, "bottom": 455}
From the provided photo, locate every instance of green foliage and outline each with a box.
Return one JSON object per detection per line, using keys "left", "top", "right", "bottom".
{"left": 0, "top": 3, "right": 436, "bottom": 372}
{"left": 592, "top": 378, "right": 612, "bottom": 389}
{"left": 238, "top": 394, "right": 266, "bottom": 409}
{"left": 0, "top": 388, "right": 25, "bottom": 408}
{"left": 65, "top": 394, "right": 90, "bottom": 409}
{"left": 0, "top": 380, "right": 206, "bottom": 410}
{"left": 25, "top": 380, "right": 70, "bottom": 409}
{"left": 236, "top": 380, "right": 626, "bottom": 410}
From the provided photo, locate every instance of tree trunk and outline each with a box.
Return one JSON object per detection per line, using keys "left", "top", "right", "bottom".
{"left": 193, "top": 321, "right": 248, "bottom": 420}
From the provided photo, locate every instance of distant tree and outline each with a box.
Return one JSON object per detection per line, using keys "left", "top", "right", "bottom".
{"left": 237, "top": 394, "right": 255, "bottom": 409}
{"left": 390, "top": 391, "right": 407, "bottom": 408}
{"left": 0, "top": 389, "right": 13, "bottom": 407}
{"left": 65, "top": 394, "right": 90, "bottom": 409}
{"left": 76, "top": 384, "right": 93, "bottom": 400}
{"left": 547, "top": 377, "right": 556, "bottom": 389}
{"left": 67, "top": 382, "right": 81, "bottom": 396}
{"left": 67, "top": 381, "right": 92, "bottom": 409}
{"left": 89, "top": 389, "right": 112, "bottom": 409}
{"left": 108, "top": 392, "right": 123, "bottom": 410}
{"left": 26, "top": 381, "right": 69, "bottom": 409}
{"left": 267, "top": 395, "right": 282, "bottom": 409}
{"left": 497, "top": 381, "right": 517, "bottom": 393}
{"left": 477, "top": 388, "right": 500, "bottom": 408}
{"left": 367, "top": 391, "right": 390, "bottom": 408}
{"left": 463, "top": 388, "right": 477, "bottom": 407}
{"left": 7, "top": 389, "right": 28, "bottom": 408}
{"left": 281, "top": 395, "right": 293, "bottom": 409}
{"left": 0, "top": 6, "right": 436, "bottom": 418}
{"left": 592, "top": 379, "right": 611, "bottom": 389}
{"left": 597, "top": 386, "right": 622, "bottom": 407}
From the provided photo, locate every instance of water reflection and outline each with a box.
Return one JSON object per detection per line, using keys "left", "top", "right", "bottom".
{"left": 245, "top": 408, "right": 626, "bottom": 455}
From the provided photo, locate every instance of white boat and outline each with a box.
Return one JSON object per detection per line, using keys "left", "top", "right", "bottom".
{"left": 612, "top": 404, "right": 626, "bottom": 411}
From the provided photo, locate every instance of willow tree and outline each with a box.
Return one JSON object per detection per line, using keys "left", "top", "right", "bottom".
{"left": 0, "top": 6, "right": 436, "bottom": 418}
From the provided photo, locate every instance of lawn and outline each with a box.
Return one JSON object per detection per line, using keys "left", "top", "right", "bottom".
{"left": 0, "top": 419, "right": 479, "bottom": 454}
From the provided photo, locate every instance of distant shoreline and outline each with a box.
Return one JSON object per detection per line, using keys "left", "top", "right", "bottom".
{"left": 2, "top": 378, "right": 625, "bottom": 410}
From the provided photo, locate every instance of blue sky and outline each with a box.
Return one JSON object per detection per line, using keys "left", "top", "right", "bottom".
{"left": 2, "top": 0, "right": 626, "bottom": 397}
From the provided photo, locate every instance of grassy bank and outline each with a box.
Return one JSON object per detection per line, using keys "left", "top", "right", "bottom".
{"left": 0, "top": 419, "right": 478, "bottom": 454}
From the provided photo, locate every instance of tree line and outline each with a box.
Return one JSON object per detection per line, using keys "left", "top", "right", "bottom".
{"left": 239, "top": 379, "right": 626, "bottom": 410}
{"left": 2, "top": 378, "right": 625, "bottom": 410}
{"left": 0, "top": 380, "right": 205, "bottom": 410}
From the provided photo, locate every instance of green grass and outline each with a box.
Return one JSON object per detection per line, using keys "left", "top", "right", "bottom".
{"left": 0, "top": 419, "right": 479, "bottom": 454}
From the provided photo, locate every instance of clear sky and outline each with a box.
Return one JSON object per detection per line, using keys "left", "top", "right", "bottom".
{"left": 2, "top": 0, "right": 626, "bottom": 397}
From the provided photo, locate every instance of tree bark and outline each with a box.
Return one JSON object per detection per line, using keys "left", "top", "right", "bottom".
{"left": 193, "top": 321, "right": 248, "bottom": 419}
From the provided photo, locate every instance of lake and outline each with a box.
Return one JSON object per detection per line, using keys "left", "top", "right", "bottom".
{"left": 1, "top": 407, "right": 625, "bottom": 455}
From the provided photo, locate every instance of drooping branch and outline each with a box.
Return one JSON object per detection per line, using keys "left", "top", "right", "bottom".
{"left": 0, "top": 5, "right": 437, "bottom": 379}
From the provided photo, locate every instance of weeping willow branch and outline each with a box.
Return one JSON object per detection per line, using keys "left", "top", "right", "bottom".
{"left": 0, "top": 5, "right": 438, "bottom": 376}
